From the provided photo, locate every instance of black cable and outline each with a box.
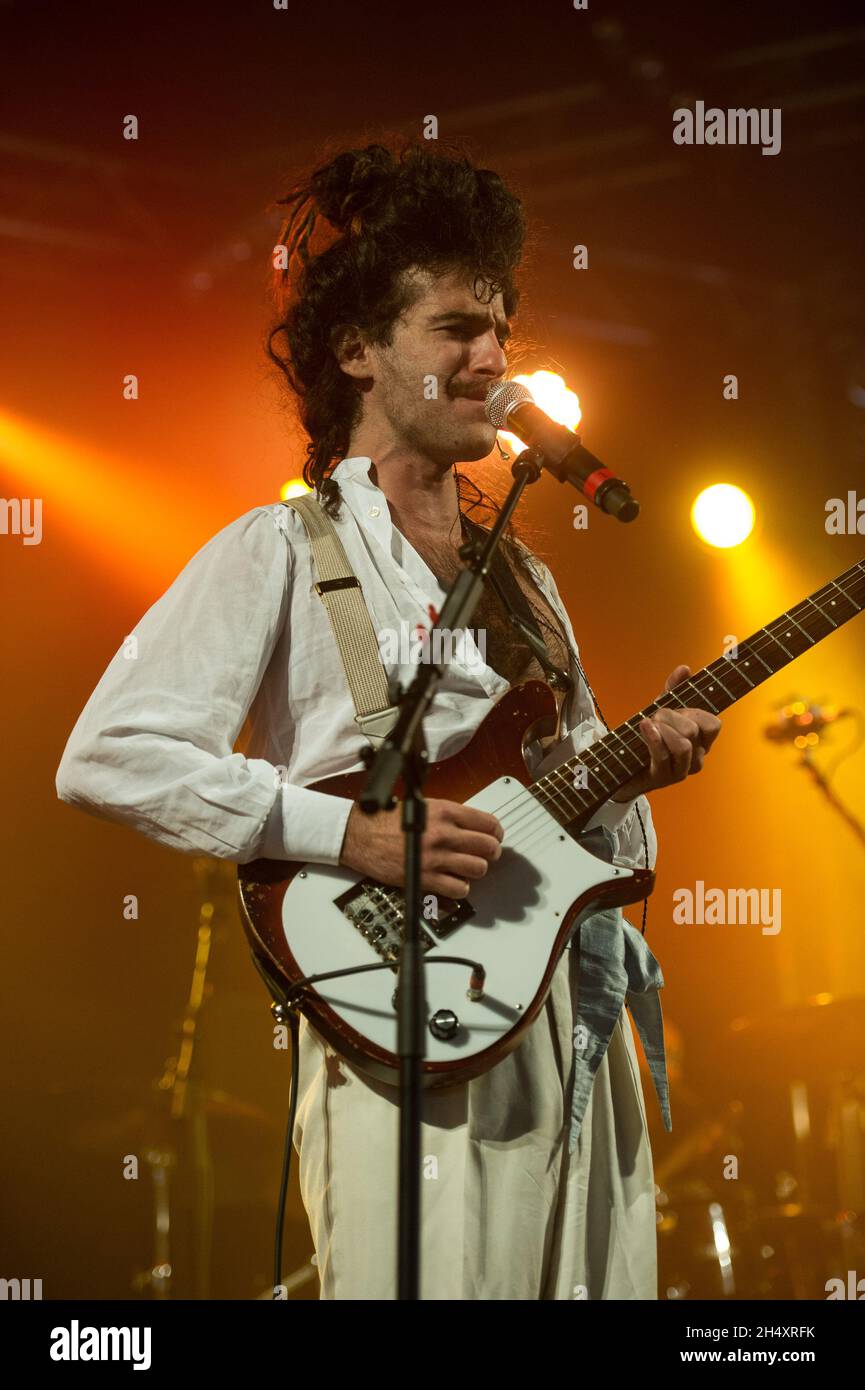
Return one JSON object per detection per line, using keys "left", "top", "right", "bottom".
{"left": 259, "top": 952, "right": 487, "bottom": 1298}
{"left": 273, "top": 1009, "right": 301, "bottom": 1299}
{"left": 571, "top": 654, "right": 653, "bottom": 937}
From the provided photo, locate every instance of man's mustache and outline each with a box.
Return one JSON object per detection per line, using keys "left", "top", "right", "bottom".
{"left": 449, "top": 382, "right": 501, "bottom": 401}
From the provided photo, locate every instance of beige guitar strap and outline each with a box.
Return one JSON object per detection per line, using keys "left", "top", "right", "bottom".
{"left": 282, "top": 492, "right": 400, "bottom": 747}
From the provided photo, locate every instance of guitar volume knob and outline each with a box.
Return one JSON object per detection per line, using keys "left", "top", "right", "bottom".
{"left": 429, "top": 1008, "right": 460, "bottom": 1041}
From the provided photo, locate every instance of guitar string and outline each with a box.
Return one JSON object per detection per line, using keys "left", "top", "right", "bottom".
{"left": 471, "top": 566, "right": 865, "bottom": 845}
{"left": 437, "top": 523, "right": 863, "bottom": 840}
{"left": 368, "top": 565, "right": 865, "bottom": 867}
{"left": 485, "top": 607, "right": 862, "bottom": 848}
{"left": 503, "top": 560, "right": 865, "bottom": 825}
{"left": 379, "top": 566, "right": 865, "bottom": 927}
{"left": 520, "top": 575, "right": 648, "bottom": 863}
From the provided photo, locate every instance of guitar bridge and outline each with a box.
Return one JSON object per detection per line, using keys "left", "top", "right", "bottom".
{"left": 334, "top": 881, "right": 474, "bottom": 963}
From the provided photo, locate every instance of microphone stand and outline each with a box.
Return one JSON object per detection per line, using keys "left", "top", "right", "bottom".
{"left": 358, "top": 445, "right": 545, "bottom": 1300}
{"left": 797, "top": 748, "right": 865, "bottom": 850}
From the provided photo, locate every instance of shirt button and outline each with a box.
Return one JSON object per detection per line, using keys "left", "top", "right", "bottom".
{"left": 368, "top": 506, "right": 380, "bottom": 517}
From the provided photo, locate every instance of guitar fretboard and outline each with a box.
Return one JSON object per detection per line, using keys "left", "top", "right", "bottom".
{"left": 532, "top": 558, "right": 865, "bottom": 828}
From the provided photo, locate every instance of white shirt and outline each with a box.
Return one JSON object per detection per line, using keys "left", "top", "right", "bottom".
{"left": 55, "top": 455, "right": 657, "bottom": 872}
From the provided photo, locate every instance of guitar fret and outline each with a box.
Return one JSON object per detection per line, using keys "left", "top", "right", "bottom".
{"left": 783, "top": 609, "right": 815, "bottom": 646}
{"left": 722, "top": 657, "right": 755, "bottom": 690}
{"left": 763, "top": 623, "right": 796, "bottom": 662}
{"left": 683, "top": 677, "right": 720, "bottom": 714}
{"left": 827, "top": 577, "right": 861, "bottom": 618}
{"left": 721, "top": 660, "right": 757, "bottom": 699}
{"left": 739, "top": 640, "right": 773, "bottom": 676}
{"left": 806, "top": 594, "right": 838, "bottom": 629}
{"left": 600, "top": 738, "right": 636, "bottom": 776}
{"left": 704, "top": 666, "right": 737, "bottom": 702}
{"left": 539, "top": 771, "right": 581, "bottom": 821}
{"left": 582, "top": 751, "right": 636, "bottom": 784}
{"left": 584, "top": 753, "right": 618, "bottom": 797}
{"left": 549, "top": 768, "right": 582, "bottom": 818}
{"left": 549, "top": 767, "right": 576, "bottom": 799}
{"left": 844, "top": 566, "right": 865, "bottom": 603}
{"left": 618, "top": 735, "right": 646, "bottom": 769}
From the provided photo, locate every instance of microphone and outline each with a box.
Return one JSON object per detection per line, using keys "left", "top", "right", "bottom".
{"left": 763, "top": 701, "right": 850, "bottom": 742}
{"left": 485, "top": 379, "right": 640, "bottom": 522}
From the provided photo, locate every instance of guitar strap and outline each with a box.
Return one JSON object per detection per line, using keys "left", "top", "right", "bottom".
{"left": 281, "top": 494, "right": 572, "bottom": 749}
{"left": 281, "top": 493, "right": 400, "bottom": 747}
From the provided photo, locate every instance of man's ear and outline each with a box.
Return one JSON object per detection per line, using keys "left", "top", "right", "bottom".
{"left": 332, "top": 323, "right": 374, "bottom": 381}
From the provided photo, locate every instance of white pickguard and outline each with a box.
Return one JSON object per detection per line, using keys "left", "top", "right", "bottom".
{"left": 281, "top": 776, "right": 634, "bottom": 1070}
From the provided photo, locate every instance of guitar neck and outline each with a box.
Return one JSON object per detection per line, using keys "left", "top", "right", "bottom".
{"left": 531, "top": 557, "right": 865, "bottom": 829}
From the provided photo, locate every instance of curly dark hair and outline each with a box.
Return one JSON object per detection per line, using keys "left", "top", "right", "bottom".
{"left": 265, "top": 138, "right": 528, "bottom": 533}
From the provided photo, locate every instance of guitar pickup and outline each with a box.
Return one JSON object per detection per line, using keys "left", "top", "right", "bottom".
{"left": 335, "top": 880, "right": 438, "bottom": 964}
{"left": 423, "top": 895, "right": 475, "bottom": 939}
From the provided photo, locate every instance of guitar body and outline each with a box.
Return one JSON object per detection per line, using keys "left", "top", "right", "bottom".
{"left": 238, "top": 680, "right": 655, "bottom": 1089}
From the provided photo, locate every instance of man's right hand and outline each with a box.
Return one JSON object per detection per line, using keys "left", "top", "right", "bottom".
{"left": 339, "top": 798, "right": 504, "bottom": 899}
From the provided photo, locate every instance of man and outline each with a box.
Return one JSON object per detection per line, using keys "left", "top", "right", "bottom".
{"left": 56, "top": 140, "right": 721, "bottom": 1299}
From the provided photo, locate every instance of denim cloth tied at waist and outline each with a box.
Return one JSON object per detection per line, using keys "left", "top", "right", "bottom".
{"left": 566, "top": 825, "right": 672, "bottom": 1154}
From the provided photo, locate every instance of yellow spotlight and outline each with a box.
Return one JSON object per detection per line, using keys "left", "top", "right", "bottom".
{"left": 280, "top": 476, "right": 311, "bottom": 500}
{"left": 499, "top": 370, "right": 581, "bottom": 455}
{"left": 691, "top": 484, "right": 755, "bottom": 549}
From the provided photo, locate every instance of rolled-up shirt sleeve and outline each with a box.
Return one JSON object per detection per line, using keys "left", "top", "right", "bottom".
{"left": 55, "top": 506, "right": 352, "bottom": 865}
{"left": 584, "top": 781, "right": 656, "bottom": 872}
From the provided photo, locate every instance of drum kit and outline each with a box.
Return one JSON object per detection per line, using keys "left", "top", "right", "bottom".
{"left": 655, "top": 695, "right": 865, "bottom": 1299}
{"left": 652, "top": 996, "right": 865, "bottom": 1300}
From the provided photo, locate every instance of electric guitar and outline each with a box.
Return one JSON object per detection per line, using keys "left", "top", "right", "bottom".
{"left": 238, "top": 558, "right": 865, "bottom": 1088}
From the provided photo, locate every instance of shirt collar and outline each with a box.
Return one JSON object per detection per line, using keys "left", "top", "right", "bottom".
{"left": 323, "top": 456, "right": 395, "bottom": 550}
{"left": 328, "top": 455, "right": 378, "bottom": 490}
{"left": 319, "top": 456, "right": 586, "bottom": 719}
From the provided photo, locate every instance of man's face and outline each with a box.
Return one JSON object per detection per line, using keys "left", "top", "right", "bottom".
{"left": 359, "top": 266, "right": 511, "bottom": 466}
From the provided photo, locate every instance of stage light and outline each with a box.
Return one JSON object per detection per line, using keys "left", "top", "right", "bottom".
{"left": 498, "top": 370, "right": 581, "bottom": 455}
{"left": 0, "top": 406, "right": 229, "bottom": 590}
{"left": 280, "top": 477, "right": 311, "bottom": 500}
{"left": 691, "top": 483, "right": 755, "bottom": 548}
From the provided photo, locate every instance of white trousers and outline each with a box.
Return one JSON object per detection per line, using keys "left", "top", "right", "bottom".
{"left": 292, "top": 941, "right": 658, "bottom": 1299}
